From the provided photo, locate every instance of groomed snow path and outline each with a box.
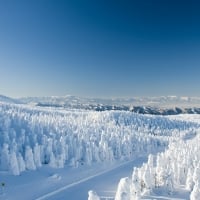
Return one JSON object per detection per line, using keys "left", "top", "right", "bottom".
{"left": 35, "top": 157, "right": 146, "bottom": 200}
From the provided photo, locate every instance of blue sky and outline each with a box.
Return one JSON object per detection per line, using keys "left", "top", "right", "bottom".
{"left": 0, "top": 0, "right": 200, "bottom": 98}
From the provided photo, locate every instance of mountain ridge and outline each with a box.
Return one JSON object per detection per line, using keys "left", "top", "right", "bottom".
{"left": 1, "top": 94, "right": 200, "bottom": 115}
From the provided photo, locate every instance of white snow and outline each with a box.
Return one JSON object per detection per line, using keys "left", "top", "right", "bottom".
{"left": 88, "top": 190, "right": 100, "bottom": 200}
{"left": 0, "top": 101, "right": 200, "bottom": 200}
{"left": 115, "top": 115, "right": 200, "bottom": 200}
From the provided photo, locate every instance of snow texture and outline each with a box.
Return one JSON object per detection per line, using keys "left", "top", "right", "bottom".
{"left": 1, "top": 102, "right": 197, "bottom": 175}
{"left": 0, "top": 101, "right": 200, "bottom": 200}
{"left": 115, "top": 117, "right": 200, "bottom": 200}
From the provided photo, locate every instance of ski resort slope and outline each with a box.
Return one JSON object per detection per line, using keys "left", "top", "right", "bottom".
{"left": 114, "top": 115, "right": 200, "bottom": 200}
{"left": 0, "top": 101, "right": 200, "bottom": 200}
{"left": 36, "top": 157, "right": 146, "bottom": 200}
{"left": 0, "top": 158, "right": 141, "bottom": 200}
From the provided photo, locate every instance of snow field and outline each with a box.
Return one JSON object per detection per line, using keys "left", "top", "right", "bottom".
{"left": 1, "top": 102, "right": 200, "bottom": 200}
{"left": 1, "top": 102, "right": 198, "bottom": 176}
{"left": 114, "top": 125, "right": 200, "bottom": 200}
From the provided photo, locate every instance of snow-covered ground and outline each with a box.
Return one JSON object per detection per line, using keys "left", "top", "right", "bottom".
{"left": 0, "top": 100, "right": 199, "bottom": 200}
{"left": 114, "top": 115, "right": 200, "bottom": 200}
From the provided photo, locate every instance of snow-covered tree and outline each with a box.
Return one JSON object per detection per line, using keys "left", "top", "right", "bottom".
{"left": 49, "top": 152, "right": 57, "bottom": 168}
{"left": 88, "top": 190, "right": 100, "bottom": 200}
{"left": 0, "top": 143, "right": 10, "bottom": 170}
{"left": 57, "top": 154, "right": 65, "bottom": 168}
{"left": 33, "top": 143, "right": 42, "bottom": 167}
{"left": 25, "top": 146, "right": 36, "bottom": 170}
{"left": 142, "top": 164, "right": 153, "bottom": 192}
{"left": 193, "top": 166, "right": 200, "bottom": 184}
{"left": 164, "top": 171, "right": 174, "bottom": 195}
{"left": 0, "top": 101, "right": 199, "bottom": 178}
{"left": 190, "top": 181, "right": 200, "bottom": 200}
{"left": 186, "top": 168, "right": 194, "bottom": 191}
{"left": 115, "top": 177, "right": 130, "bottom": 200}
{"left": 17, "top": 153, "right": 26, "bottom": 173}
{"left": 114, "top": 130, "right": 200, "bottom": 199}
{"left": 130, "top": 168, "right": 141, "bottom": 199}
{"left": 9, "top": 151, "right": 20, "bottom": 175}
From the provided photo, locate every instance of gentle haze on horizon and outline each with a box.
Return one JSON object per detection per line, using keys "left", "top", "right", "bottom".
{"left": 0, "top": 0, "right": 200, "bottom": 98}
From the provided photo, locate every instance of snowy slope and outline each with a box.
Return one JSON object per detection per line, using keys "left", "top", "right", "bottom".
{"left": 114, "top": 114, "right": 200, "bottom": 200}
{"left": 0, "top": 95, "right": 21, "bottom": 104}
{"left": 114, "top": 135, "right": 200, "bottom": 200}
{"left": 0, "top": 102, "right": 200, "bottom": 199}
{"left": 2, "top": 101, "right": 194, "bottom": 175}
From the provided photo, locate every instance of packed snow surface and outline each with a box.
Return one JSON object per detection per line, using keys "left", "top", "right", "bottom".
{"left": 0, "top": 101, "right": 200, "bottom": 199}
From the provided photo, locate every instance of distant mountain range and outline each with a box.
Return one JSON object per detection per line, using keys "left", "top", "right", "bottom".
{"left": 1, "top": 94, "right": 200, "bottom": 115}
{"left": 0, "top": 94, "right": 21, "bottom": 104}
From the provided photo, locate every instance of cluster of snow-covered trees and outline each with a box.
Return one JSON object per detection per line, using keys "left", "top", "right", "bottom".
{"left": 115, "top": 130, "right": 200, "bottom": 200}
{"left": 0, "top": 102, "right": 199, "bottom": 176}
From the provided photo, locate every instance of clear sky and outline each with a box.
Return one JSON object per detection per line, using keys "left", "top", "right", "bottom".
{"left": 0, "top": 0, "right": 200, "bottom": 98}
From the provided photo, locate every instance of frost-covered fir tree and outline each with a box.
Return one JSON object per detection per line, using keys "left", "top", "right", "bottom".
{"left": 85, "top": 146, "right": 92, "bottom": 165}
{"left": 49, "top": 152, "right": 57, "bottom": 168}
{"left": 0, "top": 143, "right": 10, "bottom": 170}
{"left": 147, "top": 154, "right": 154, "bottom": 170}
{"left": 33, "top": 143, "right": 42, "bottom": 168}
{"left": 1, "top": 100, "right": 200, "bottom": 178}
{"left": 25, "top": 146, "right": 36, "bottom": 170}
{"left": 130, "top": 168, "right": 141, "bottom": 199}
{"left": 9, "top": 151, "right": 20, "bottom": 175}
{"left": 186, "top": 168, "right": 194, "bottom": 191}
{"left": 193, "top": 166, "right": 200, "bottom": 184}
{"left": 190, "top": 181, "right": 200, "bottom": 200}
{"left": 142, "top": 164, "right": 153, "bottom": 193}
{"left": 17, "top": 153, "right": 26, "bottom": 173}
{"left": 115, "top": 177, "right": 130, "bottom": 200}
{"left": 88, "top": 190, "right": 100, "bottom": 200}
{"left": 164, "top": 171, "right": 174, "bottom": 195}
{"left": 57, "top": 154, "right": 65, "bottom": 168}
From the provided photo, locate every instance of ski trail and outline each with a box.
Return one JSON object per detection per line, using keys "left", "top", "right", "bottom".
{"left": 35, "top": 156, "right": 146, "bottom": 200}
